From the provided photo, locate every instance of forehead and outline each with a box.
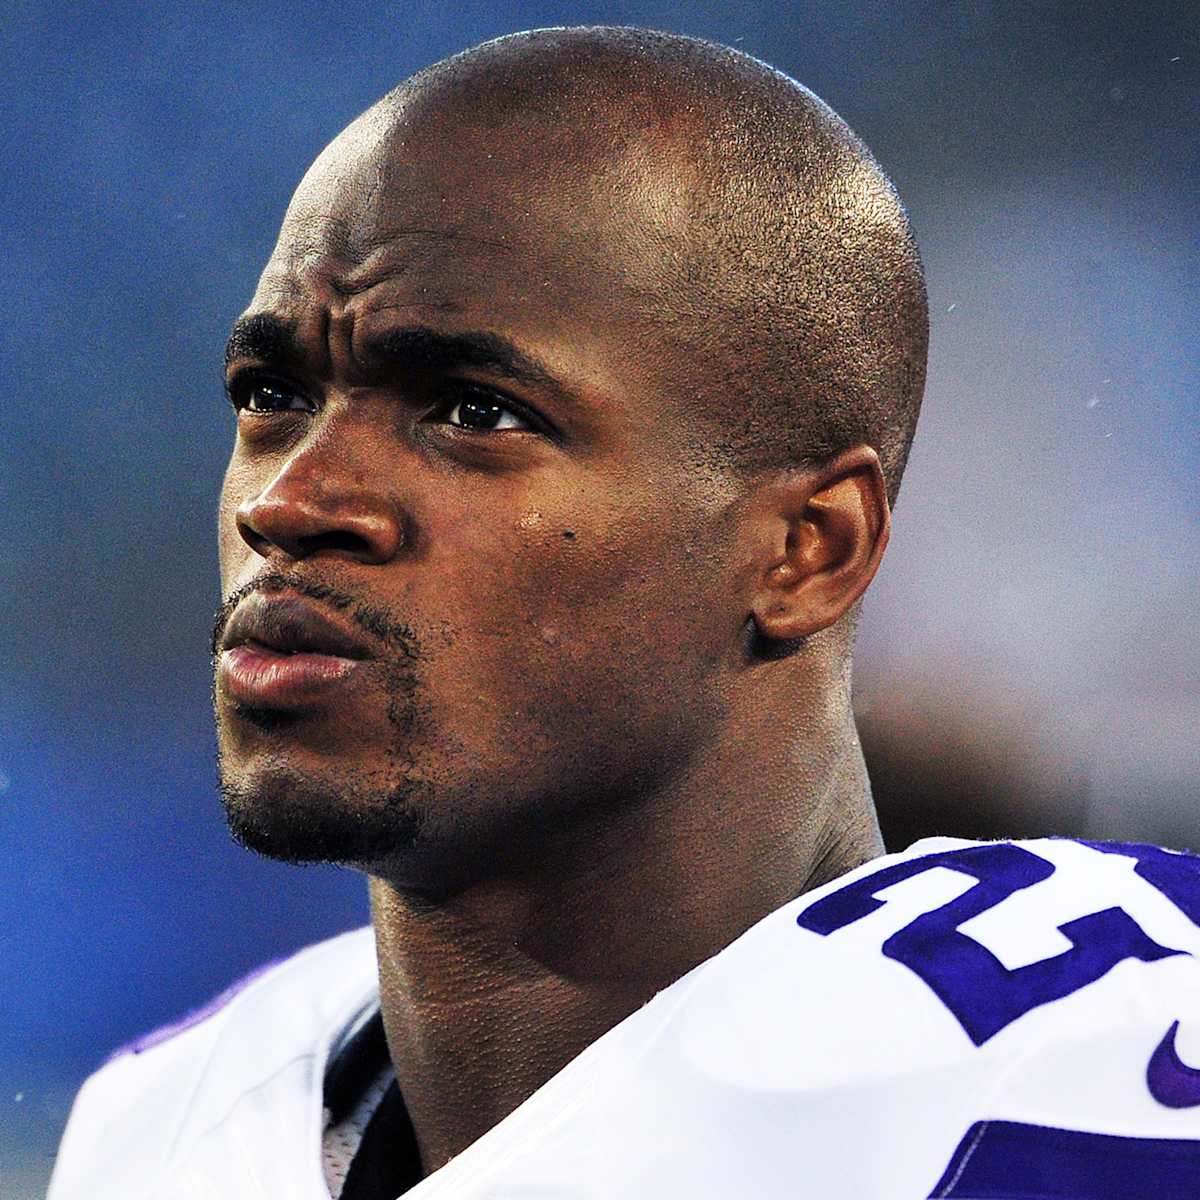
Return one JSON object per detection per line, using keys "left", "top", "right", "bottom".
{"left": 251, "top": 101, "right": 699, "bottom": 336}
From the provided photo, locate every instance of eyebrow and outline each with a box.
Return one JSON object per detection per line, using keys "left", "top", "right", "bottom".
{"left": 224, "top": 313, "right": 302, "bottom": 368}
{"left": 224, "top": 313, "right": 562, "bottom": 394}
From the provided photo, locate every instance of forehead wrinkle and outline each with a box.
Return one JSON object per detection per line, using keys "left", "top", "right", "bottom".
{"left": 364, "top": 227, "right": 516, "bottom": 256}
{"left": 333, "top": 229, "right": 518, "bottom": 298}
{"left": 279, "top": 213, "right": 364, "bottom": 268}
{"left": 283, "top": 217, "right": 518, "bottom": 271}
{"left": 277, "top": 215, "right": 519, "bottom": 292}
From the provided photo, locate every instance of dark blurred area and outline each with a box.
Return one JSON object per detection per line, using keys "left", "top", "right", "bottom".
{"left": 861, "top": 684, "right": 1089, "bottom": 851}
{"left": 2, "top": 3, "right": 1195, "bottom": 1195}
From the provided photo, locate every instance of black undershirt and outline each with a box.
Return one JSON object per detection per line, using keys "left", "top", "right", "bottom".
{"left": 326, "top": 1011, "right": 423, "bottom": 1200}
{"left": 339, "top": 1081, "right": 422, "bottom": 1200}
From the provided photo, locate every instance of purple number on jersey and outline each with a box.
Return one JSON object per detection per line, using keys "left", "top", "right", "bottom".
{"left": 1085, "top": 840, "right": 1200, "bottom": 924}
{"left": 930, "top": 1120, "right": 1200, "bottom": 1199}
{"left": 797, "top": 842, "right": 1187, "bottom": 1045}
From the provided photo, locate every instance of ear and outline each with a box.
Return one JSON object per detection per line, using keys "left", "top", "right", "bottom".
{"left": 746, "top": 446, "right": 891, "bottom": 642}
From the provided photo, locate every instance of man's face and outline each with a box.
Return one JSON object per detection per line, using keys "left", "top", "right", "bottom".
{"left": 213, "top": 101, "right": 743, "bottom": 890}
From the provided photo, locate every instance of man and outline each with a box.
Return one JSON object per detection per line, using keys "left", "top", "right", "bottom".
{"left": 50, "top": 27, "right": 1200, "bottom": 1199}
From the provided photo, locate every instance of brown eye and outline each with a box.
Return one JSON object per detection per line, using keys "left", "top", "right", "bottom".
{"left": 447, "top": 397, "right": 525, "bottom": 430}
{"left": 434, "top": 386, "right": 530, "bottom": 432}
{"left": 229, "top": 378, "right": 313, "bottom": 414}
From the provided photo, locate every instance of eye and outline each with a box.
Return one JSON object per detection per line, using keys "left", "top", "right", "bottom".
{"left": 435, "top": 385, "right": 532, "bottom": 432}
{"left": 227, "top": 376, "right": 314, "bottom": 414}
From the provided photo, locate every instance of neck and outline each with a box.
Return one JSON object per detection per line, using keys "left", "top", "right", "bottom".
{"left": 368, "top": 701, "right": 881, "bottom": 1173}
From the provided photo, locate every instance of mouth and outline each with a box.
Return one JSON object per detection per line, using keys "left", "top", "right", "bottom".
{"left": 217, "top": 593, "right": 373, "bottom": 711}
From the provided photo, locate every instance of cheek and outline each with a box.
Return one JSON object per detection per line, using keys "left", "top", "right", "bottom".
{"left": 216, "top": 461, "right": 252, "bottom": 591}
{"left": 507, "top": 504, "right": 656, "bottom": 616}
{"left": 455, "top": 507, "right": 725, "bottom": 792}
{"left": 470, "top": 502, "right": 694, "bottom": 680}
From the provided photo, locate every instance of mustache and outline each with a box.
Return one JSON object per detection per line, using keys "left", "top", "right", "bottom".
{"left": 210, "top": 571, "right": 418, "bottom": 662}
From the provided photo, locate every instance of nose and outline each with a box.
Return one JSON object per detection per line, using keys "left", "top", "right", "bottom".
{"left": 235, "top": 445, "right": 405, "bottom": 566}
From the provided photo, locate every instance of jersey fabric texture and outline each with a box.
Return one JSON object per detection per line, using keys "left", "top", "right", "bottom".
{"left": 49, "top": 838, "right": 1200, "bottom": 1199}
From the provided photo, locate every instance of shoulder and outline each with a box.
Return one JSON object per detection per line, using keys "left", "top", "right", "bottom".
{"left": 543, "top": 837, "right": 1200, "bottom": 1196}
{"left": 734, "top": 835, "right": 1200, "bottom": 1050}
{"left": 789, "top": 834, "right": 1200, "bottom": 1037}
{"left": 49, "top": 926, "right": 377, "bottom": 1200}
{"left": 670, "top": 837, "right": 1200, "bottom": 1172}
{"left": 407, "top": 837, "right": 1200, "bottom": 1198}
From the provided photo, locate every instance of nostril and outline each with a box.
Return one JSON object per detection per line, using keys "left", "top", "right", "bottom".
{"left": 296, "top": 530, "right": 375, "bottom": 558}
{"left": 235, "top": 513, "right": 276, "bottom": 558}
{"left": 235, "top": 483, "right": 405, "bottom": 565}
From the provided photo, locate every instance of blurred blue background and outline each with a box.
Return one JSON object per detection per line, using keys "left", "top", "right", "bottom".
{"left": 2, "top": 2, "right": 1196, "bottom": 1194}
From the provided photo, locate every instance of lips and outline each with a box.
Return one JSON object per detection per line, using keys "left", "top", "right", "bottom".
{"left": 217, "top": 593, "right": 374, "bottom": 710}
{"left": 221, "top": 593, "right": 374, "bottom": 661}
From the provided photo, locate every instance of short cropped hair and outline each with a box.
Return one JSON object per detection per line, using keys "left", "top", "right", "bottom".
{"left": 391, "top": 27, "right": 929, "bottom": 506}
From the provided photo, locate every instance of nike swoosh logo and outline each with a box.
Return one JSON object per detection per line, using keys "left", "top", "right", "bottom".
{"left": 1147, "top": 1020, "right": 1200, "bottom": 1108}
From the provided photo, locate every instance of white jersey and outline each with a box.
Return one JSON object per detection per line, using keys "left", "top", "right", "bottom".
{"left": 49, "top": 838, "right": 1200, "bottom": 1198}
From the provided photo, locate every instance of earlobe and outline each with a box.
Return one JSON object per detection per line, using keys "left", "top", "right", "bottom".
{"left": 749, "top": 447, "right": 891, "bottom": 643}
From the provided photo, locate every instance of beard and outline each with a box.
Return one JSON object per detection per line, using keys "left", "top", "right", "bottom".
{"left": 213, "top": 733, "right": 542, "bottom": 899}
{"left": 216, "top": 746, "right": 428, "bottom": 868}
{"left": 211, "top": 570, "right": 433, "bottom": 870}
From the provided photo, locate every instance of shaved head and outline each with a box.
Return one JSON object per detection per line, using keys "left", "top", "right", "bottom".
{"left": 356, "top": 26, "right": 929, "bottom": 506}
{"left": 209, "top": 30, "right": 930, "bottom": 1171}
{"left": 217, "top": 26, "right": 923, "bottom": 884}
